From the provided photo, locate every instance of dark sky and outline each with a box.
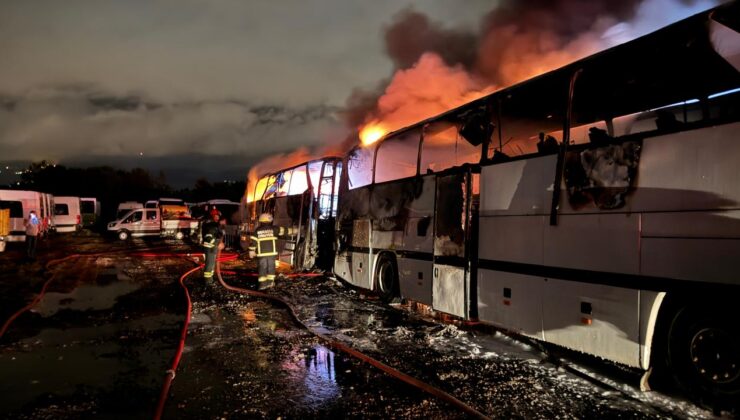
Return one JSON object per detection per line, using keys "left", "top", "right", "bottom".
{"left": 0, "top": 0, "right": 720, "bottom": 188}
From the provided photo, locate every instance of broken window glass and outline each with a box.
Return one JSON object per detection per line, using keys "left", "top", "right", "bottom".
{"left": 421, "top": 121, "right": 480, "bottom": 174}
{"left": 347, "top": 146, "right": 374, "bottom": 190}
{"left": 375, "top": 128, "right": 421, "bottom": 184}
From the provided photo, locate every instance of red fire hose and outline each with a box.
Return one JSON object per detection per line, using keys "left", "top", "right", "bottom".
{"left": 212, "top": 255, "right": 491, "bottom": 420}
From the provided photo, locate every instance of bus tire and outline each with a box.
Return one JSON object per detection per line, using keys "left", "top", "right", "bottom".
{"left": 666, "top": 302, "right": 740, "bottom": 411}
{"left": 374, "top": 254, "right": 400, "bottom": 304}
{"left": 117, "top": 230, "right": 130, "bottom": 241}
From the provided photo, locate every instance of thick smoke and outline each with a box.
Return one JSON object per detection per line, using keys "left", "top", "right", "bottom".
{"left": 345, "top": 0, "right": 719, "bottom": 136}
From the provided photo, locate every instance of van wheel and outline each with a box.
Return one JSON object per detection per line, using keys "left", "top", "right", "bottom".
{"left": 667, "top": 303, "right": 740, "bottom": 410}
{"left": 375, "top": 254, "right": 400, "bottom": 304}
{"left": 174, "top": 231, "right": 185, "bottom": 241}
{"left": 117, "top": 230, "right": 130, "bottom": 241}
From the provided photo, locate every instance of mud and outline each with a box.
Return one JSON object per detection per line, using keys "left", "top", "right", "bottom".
{"left": 0, "top": 232, "right": 720, "bottom": 419}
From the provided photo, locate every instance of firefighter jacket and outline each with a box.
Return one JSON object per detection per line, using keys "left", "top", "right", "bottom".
{"left": 201, "top": 220, "right": 223, "bottom": 248}
{"left": 249, "top": 224, "right": 296, "bottom": 257}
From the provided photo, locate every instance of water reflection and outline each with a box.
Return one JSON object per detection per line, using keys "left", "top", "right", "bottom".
{"left": 281, "top": 345, "right": 341, "bottom": 408}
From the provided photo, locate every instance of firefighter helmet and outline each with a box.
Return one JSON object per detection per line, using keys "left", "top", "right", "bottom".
{"left": 258, "top": 213, "right": 273, "bottom": 223}
{"left": 210, "top": 208, "right": 221, "bottom": 219}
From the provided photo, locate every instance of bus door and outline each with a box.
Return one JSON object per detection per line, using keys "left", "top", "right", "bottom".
{"left": 316, "top": 160, "right": 341, "bottom": 270}
{"left": 432, "top": 169, "right": 478, "bottom": 319}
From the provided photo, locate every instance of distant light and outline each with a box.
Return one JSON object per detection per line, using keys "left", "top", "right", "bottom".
{"left": 139, "top": 152, "right": 144, "bottom": 156}
{"left": 708, "top": 87, "right": 740, "bottom": 99}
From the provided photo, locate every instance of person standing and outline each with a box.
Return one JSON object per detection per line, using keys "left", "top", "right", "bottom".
{"left": 24, "top": 210, "right": 40, "bottom": 260}
{"left": 248, "top": 213, "right": 295, "bottom": 290}
{"left": 201, "top": 209, "right": 224, "bottom": 282}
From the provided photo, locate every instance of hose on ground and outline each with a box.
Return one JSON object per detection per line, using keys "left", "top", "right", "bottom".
{"left": 213, "top": 253, "right": 491, "bottom": 420}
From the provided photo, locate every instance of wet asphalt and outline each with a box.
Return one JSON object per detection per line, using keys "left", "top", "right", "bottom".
{"left": 0, "top": 233, "right": 723, "bottom": 419}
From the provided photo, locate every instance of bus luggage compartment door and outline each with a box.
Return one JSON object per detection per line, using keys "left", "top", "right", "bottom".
{"left": 432, "top": 171, "right": 473, "bottom": 319}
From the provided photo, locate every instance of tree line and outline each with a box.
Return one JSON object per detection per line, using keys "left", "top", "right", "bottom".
{"left": 5, "top": 161, "right": 246, "bottom": 222}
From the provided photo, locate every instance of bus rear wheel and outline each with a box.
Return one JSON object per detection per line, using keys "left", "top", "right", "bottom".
{"left": 667, "top": 303, "right": 740, "bottom": 411}
{"left": 375, "top": 254, "right": 400, "bottom": 304}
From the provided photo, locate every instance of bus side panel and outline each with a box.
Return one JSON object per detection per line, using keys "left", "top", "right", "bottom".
{"left": 630, "top": 123, "right": 740, "bottom": 213}
{"left": 480, "top": 155, "right": 557, "bottom": 217}
{"left": 542, "top": 279, "right": 641, "bottom": 368}
{"left": 641, "top": 211, "right": 740, "bottom": 285}
{"left": 477, "top": 270, "right": 544, "bottom": 340}
{"left": 398, "top": 257, "right": 433, "bottom": 305}
{"left": 478, "top": 216, "right": 544, "bottom": 265}
{"left": 543, "top": 213, "right": 640, "bottom": 275}
{"left": 642, "top": 237, "right": 740, "bottom": 285}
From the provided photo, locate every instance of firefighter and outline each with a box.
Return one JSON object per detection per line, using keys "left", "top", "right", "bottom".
{"left": 249, "top": 213, "right": 295, "bottom": 290}
{"left": 201, "top": 209, "right": 224, "bottom": 282}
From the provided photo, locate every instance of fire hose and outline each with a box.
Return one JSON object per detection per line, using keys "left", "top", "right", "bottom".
{"left": 3, "top": 247, "right": 489, "bottom": 419}
{"left": 211, "top": 252, "right": 491, "bottom": 420}
{"left": 0, "top": 245, "right": 178, "bottom": 340}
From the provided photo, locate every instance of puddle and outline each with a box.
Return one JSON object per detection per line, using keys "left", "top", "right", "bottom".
{"left": 33, "top": 281, "right": 141, "bottom": 317}
{"left": 0, "top": 313, "right": 181, "bottom": 412}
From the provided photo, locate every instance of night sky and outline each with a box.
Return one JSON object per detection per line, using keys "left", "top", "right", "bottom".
{"left": 0, "top": 0, "right": 721, "bottom": 188}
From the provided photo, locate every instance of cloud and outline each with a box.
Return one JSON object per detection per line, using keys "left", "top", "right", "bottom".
{"left": 0, "top": 86, "right": 348, "bottom": 163}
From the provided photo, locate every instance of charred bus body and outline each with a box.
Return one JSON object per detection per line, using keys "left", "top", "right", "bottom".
{"left": 332, "top": 3, "right": 740, "bottom": 408}
{"left": 242, "top": 157, "right": 342, "bottom": 271}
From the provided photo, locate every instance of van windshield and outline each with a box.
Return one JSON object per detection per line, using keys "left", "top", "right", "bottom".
{"left": 81, "top": 201, "right": 95, "bottom": 213}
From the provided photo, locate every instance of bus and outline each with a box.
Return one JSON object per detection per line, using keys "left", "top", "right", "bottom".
{"left": 332, "top": 3, "right": 740, "bottom": 408}
{"left": 242, "top": 157, "right": 342, "bottom": 270}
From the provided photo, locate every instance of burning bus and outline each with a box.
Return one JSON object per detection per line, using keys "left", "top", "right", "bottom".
{"left": 241, "top": 157, "right": 342, "bottom": 271}
{"left": 329, "top": 3, "right": 740, "bottom": 409}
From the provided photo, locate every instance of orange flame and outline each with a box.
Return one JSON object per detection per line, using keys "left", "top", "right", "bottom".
{"left": 360, "top": 123, "right": 387, "bottom": 147}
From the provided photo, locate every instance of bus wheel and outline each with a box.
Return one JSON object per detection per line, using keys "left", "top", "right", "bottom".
{"left": 667, "top": 303, "right": 740, "bottom": 410}
{"left": 174, "top": 231, "right": 184, "bottom": 241}
{"left": 375, "top": 255, "right": 400, "bottom": 304}
{"left": 117, "top": 230, "right": 130, "bottom": 241}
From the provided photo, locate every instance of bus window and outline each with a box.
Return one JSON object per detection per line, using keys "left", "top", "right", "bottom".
{"left": 308, "top": 161, "right": 323, "bottom": 191}
{"left": 289, "top": 165, "right": 309, "bottom": 195}
{"left": 277, "top": 169, "right": 293, "bottom": 196}
{"left": 253, "top": 176, "right": 269, "bottom": 202}
{"left": 347, "top": 146, "right": 374, "bottom": 190}
{"left": 495, "top": 78, "right": 567, "bottom": 156}
{"left": 421, "top": 121, "right": 480, "bottom": 173}
{"left": 375, "top": 128, "right": 421, "bottom": 183}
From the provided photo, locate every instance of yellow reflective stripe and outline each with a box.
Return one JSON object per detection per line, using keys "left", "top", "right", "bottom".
{"left": 257, "top": 251, "right": 278, "bottom": 257}
{"left": 203, "top": 243, "right": 215, "bottom": 248}
{"left": 258, "top": 276, "right": 269, "bottom": 282}
{"left": 204, "top": 272, "right": 213, "bottom": 278}
{"left": 266, "top": 274, "right": 276, "bottom": 280}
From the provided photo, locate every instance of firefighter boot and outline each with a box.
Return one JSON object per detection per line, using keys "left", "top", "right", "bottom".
{"left": 258, "top": 276, "right": 274, "bottom": 290}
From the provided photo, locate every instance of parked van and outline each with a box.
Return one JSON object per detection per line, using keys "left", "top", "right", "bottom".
{"left": 80, "top": 197, "right": 101, "bottom": 227}
{"left": 108, "top": 207, "right": 198, "bottom": 240}
{"left": 0, "top": 189, "right": 44, "bottom": 242}
{"left": 116, "top": 202, "right": 143, "bottom": 220}
{"left": 54, "top": 196, "right": 82, "bottom": 233}
{"left": 41, "top": 193, "right": 55, "bottom": 233}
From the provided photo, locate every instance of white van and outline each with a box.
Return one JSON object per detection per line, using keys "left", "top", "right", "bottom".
{"left": 80, "top": 197, "right": 101, "bottom": 226}
{"left": 116, "top": 202, "right": 143, "bottom": 220}
{"left": 0, "top": 190, "right": 44, "bottom": 242}
{"left": 54, "top": 196, "right": 82, "bottom": 233}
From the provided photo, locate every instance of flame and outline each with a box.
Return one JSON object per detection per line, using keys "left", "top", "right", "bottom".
{"left": 360, "top": 123, "right": 387, "bottom": 147}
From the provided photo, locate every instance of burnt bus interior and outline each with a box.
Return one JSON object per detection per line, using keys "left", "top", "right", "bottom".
{"left": 245, "top": 158, "right": 342, "bottom": 271}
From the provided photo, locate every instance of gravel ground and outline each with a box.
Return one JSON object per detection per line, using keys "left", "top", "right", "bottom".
{"left": 0, "top": 233, "right": 724, "bottom": 419}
